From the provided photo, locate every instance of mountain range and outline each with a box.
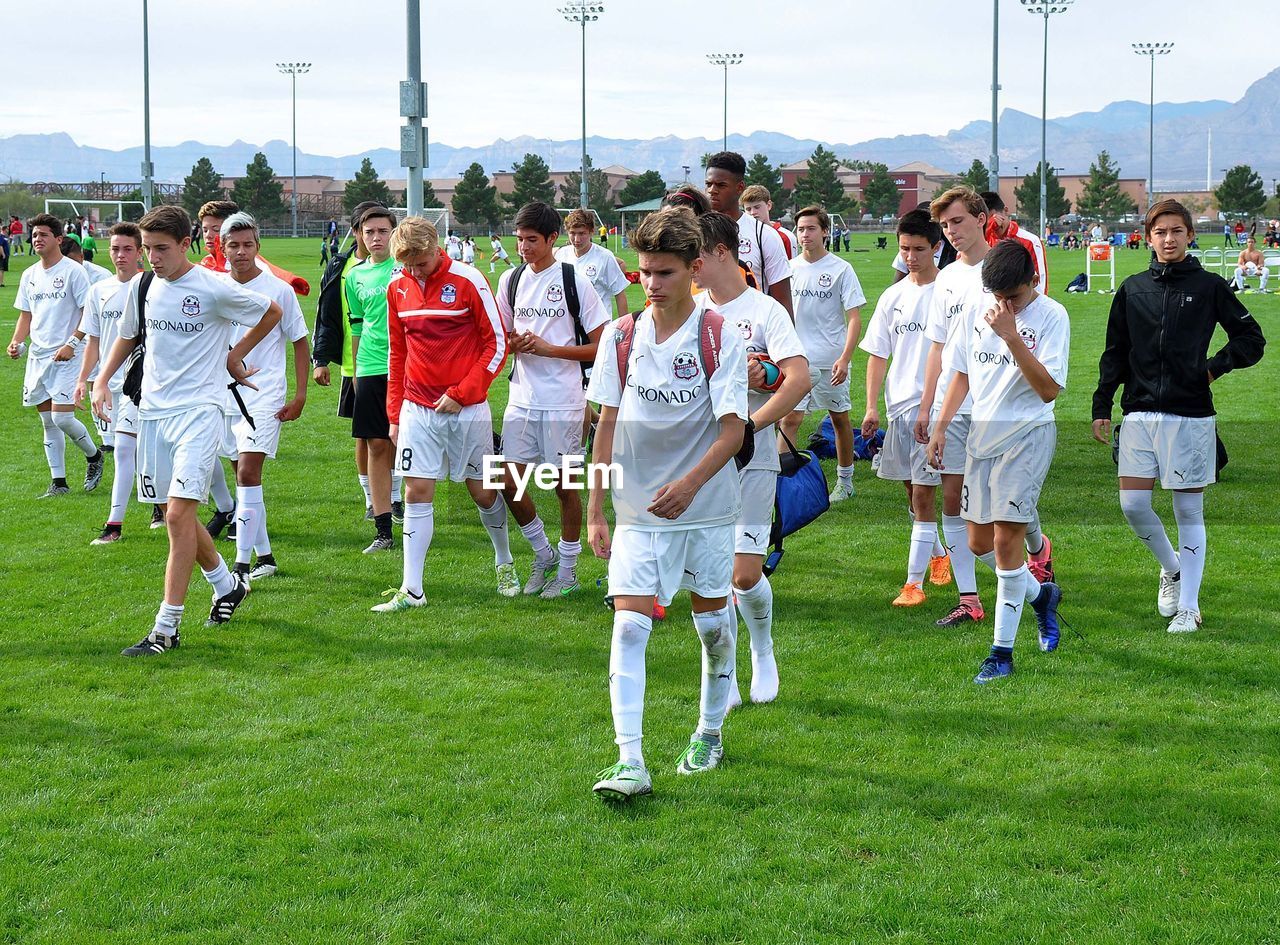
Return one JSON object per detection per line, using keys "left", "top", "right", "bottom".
{"left": 3, "top": 67, "right": 1278, "bottom": 190}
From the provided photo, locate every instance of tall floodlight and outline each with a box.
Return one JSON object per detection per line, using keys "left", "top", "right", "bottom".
{"left": 276, "top": 62, "right": 311, "bottom": 237}
{"left": 560, "top": 2, "right": 604, "bottom": 210}
{"left": 1022, "top": 0, "right": 1074, "bottom": 237}
{"left": 402, "top": 1, "right": 428, "bottom": 216}
{"left": 706, "top": 53, "right": 744, "bottom": 152}
{"left": 141, "top": 0, "right": 153, "bottom": 210}
{"left": 1132, "top": 43, "right": 1174, "bottom": 211}
{"left": 990, "top": 0, "right": 1001, "bottom": 190}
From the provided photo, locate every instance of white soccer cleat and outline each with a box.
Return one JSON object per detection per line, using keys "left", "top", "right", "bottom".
{"left": 750, "top": 650, "right": 780, "bottom": 703}
{"left": 496, "top": 562, "right": 521, "bottom": 598}
{"left": 675, "top": 734, "right": 724, "bottom": 775}
{"left": 829, "top": 480, "right": 855, "bottom": 503}
{"left": 1158, "top": 570, "right": 1181, "bottom": 618}
{"left": 522, "top": 550, "right": 559, "bottom": 595}
{"left": 249, "top": 561, "right": 278, "bottom": 581}
{"left": 371, "top": 587, "right": 426, "bottom": 613}
{"left": 538, "top": 573, "right": 580, "bottom": 600}
{"left": 592, "top": 761, "right": 653, "bottom": 801}
{"left": 1167, "top": 609, "right": 1202, "bottom": 634}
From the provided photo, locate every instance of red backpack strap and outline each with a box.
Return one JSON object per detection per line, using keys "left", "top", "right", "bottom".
{"left": 614, "top": 312, "right": 637, "bottom": 391}
{"left": 697, "top": 307, "right": 724, "bottom": 380}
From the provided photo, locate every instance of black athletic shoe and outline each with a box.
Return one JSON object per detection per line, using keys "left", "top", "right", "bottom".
{"left": 91, "top": 524, "right": 123, "bottom": 545}
{"left": 225, "top": 520, "right": 238, "bottom": 542}
{"left": 233, "top": 562, "right": 252, "bottom": 579}
{"left": 122, "top": 630, "right": 180, "bottom": 656}
{"left": 364, "top": 505, "right": 374, "bottom": 521}
{"left": 84, "top": 450, "right": 105, "bottom": 492}
{"left": 205, "top": 507, "right": 235, "bottom": 539}
{"left": 150, "top": 505, "right": 166, "bottom": 529}
{"left": 206, "top": 574, "right": 250, "bottom": 626}
{"left": 391, "top": 500, "right": 405, "bottom": 525}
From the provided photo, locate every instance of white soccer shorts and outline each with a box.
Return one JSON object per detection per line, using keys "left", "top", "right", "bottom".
{"left": 876, "top": 413, "right": 940, "bottom": 487}
{"left": 962, "top": 422, "right": 1055, "bottom": 525}
{"left": 607, "top": 522, "right": 735, "bottom": 606}
{"left": 396, "top": 399, "right": 494, "bottom": 482}
{"left": 1118, "top": 411, "right": 1216, "bottom": 490}
{"left": 106, "top": 389, "right": 139, "bottom": 439}
{"left": 795, "top": 366, "right": 851, "bottom": 413}
{"left": 500, "top": 404, "right": 584, "bottom": 465}
{"left": 22, "top": 350, "right": 80, "bottom": 407}
{"left": 136, "top": 404, "right": 224, "bottom": 504}
{"left": 735, "top": 469, "right": 777, "bottom": 555}
{"left": 234, "top": 413, "right": 283, "bottom": 458}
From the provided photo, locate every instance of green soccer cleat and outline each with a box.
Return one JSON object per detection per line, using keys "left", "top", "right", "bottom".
{"left": 593, "top": 761, "right": 652, "bottom": 801}
{"left": 538, "top": 573, "right": 580, "bottom": 600}
{"left": 675, "top": 733, "right": 724, "bottom": 775}
{"left": 371, "top": 587, "right": 425, "bottom": 613}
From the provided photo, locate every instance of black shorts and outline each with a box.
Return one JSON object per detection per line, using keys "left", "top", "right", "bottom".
{"left": 351, "top": 373, "right": 390, "bottom": 440}
{"left": 337, "top": 374, "right": 356, "bottom": 418}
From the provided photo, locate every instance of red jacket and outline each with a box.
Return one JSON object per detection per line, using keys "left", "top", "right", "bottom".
{"left": 386, "top": 252, "right": 507, "bottom": 422}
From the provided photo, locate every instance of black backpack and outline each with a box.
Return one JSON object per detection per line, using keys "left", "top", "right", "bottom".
{"left": 506, "top": 261, "right": 587, "bottom": 382}
{"left": 121, "top": 272, "right": 155, "bottom": 406}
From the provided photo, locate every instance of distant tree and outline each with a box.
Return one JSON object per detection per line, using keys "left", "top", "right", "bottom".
{"left": 1214, "top": 164, "right": 1266, "bottom": 218}
{"left": 120, "top": 188, "right": 146, "bottom": 222}
{"left": 699, "top": 152, "right": 714, "bottom": 170}
{"left": 959, "top": 158, "right": 992, "bottom": 192}
{"left": 744, "top": 153, "right": 791, "bottom": 207}
{"left": 1075, "top": 150, "right": 1137, "bottom": 220}
{"left": 1014, "top": 162, "right": 1070, "bottom": 227}
{"left": 452, "top": 163, "right": 503, "bottom": 227}
{"left": 617, "top": 170, "right": 666, "bottom": 207}
{"left": 862, "top": 163, "right": 902, "bottom": 224}
{"left": 229, "top": 152, "right": 287, "bottom": 223}
{"left": 181, "top": 157, "right": 225, "bottom": 219}
{"left": 504, "top": 153, "right": 556, "bottom": 211}
{"left": 343, "top": 157, "right": 393, "bottom": 216}
{"left": 0, "top": 182, "right": 44, "bottom": 222}
{"left": 561, "top": 155, "right": 614, "bottom": 222}
{"left": 791, "top": 145, "right": 846, "bottom": 214}
{"left": 422, "top": 178, "right": 443, "bottom": 209}
{"left": 838, "top": 158, "right": 878, "bottom": 173}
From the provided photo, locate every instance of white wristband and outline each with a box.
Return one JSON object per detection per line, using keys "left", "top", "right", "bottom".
{"left": 66, "top": 336, "right": 84, "bottom": 351}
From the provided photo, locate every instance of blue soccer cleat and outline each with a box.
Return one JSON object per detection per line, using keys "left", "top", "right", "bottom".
{"left": 974, "top": 652, "right": 1014, "bottom": 684}
{"left": 1031, "top": 582, "right": 1063, "bottom": 652}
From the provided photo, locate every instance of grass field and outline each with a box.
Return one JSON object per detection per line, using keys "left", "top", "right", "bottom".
{"left": 0, "top": 230, "right": 1276, "bottom": 944}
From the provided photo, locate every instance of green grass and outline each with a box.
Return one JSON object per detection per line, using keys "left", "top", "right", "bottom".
{"left": 0, "top": 233, "right": 1277, "bottom": 944}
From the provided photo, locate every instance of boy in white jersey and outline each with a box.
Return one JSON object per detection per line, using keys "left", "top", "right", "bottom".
{"left": 220, "top": 213, "right": 310, "bottom": 581}
{"left": 780, "top": 205, "right": 865, "bottom": 501}
{"left": 586, "top": 208, "right": 749, "bottom": 801}
{"left": 555, "top": 208, "right": 631, "bottom": 319}
{"left": 462, "top": 237, "right": 476, "bottom": 265}
{"left": 860, "top": 210, "right": 952, "bottom": 606}
{"left": 92, "top": 206, "right": 283, "bottom": 656}
{"left": 446, "top": 231, "right": 463, "bottom": 261}
{"left": 60, "top": 236, "right": 114, "bottom": 449}
{"left": 71, "top": 223, "right": 145, "bottom": 543}
{"left": 489, "top": 235, "right": 514, "bottom": 273}
{"left": 8, "top": 212, "right": 104, "bottom": 498}
{"left": 741, "top": 184, "right": 798, "bottom": 259}
{"left": 703, "top": 152, "right": 793, "bottom": 317}
{"left": 694, "top": 211, "right": 810, "bottom": 705}
{"left": 927, "top": 240, "right": 1067, "bottom": 683}
{"left": 497, "top": 202, "right": 611, "bottom": 598}
{"left": 62, "top": 237, "right": 112, "bottom": 286}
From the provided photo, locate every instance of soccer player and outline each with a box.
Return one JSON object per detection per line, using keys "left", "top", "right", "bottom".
{"left": 694, "top": 210, "right": 810, "bottom": 705}
{"left": 586, "top": 207, "right": 748, "bottom": 800}
{"left": 220, "top": 212, "right": 310, "bottom": 580}
{"left": 7, "top": 213, "right": 104, "bottom": 498}
{"left": 462, "top": 236, "right": 476, "bottom": 266}
{"left": 555, "top": 208, "right": 630, "bottom": 318}
{"left": 91, "top": 205, "right": 283, "bottom": 655}
{"left": 489, "top": 234, "right": 514, "bottom": 273}
{"left": 703, "top": 152, "right": 794, "bottom": 317}
{"left": 347, "top": 206, "right": 402, "bottom": 552}
{"left": 71, "top": 223, "right": 145, "bottom": 544}
{"left": 860, "top": 210, "right": 951, "bottom": 606}
{"left": 61, "top": 236, "right": 112, "bottom": 285}
{"left": 1092, "top": 199, "right": 1265, "bottom": 634}
{"left": 0, "top": 227, "right": 9, "bottom": 287}
{"left": 445, "top": 230, "right": 464, "bottom": 261}
{"left": 374, "top": 216, "right": 514, "bottom": 611}
{"left": 926, "top": 239, "right": 1067, "bottom": 683}
{"left": 497, "top": 202, "right": 611, "bottom": 598}
{"left": 740, "top": 184, "right": 798, "bottom": 259}
{"left": 1232, "top": 236, "right": 1270, "bottom": 292}
{"left": 779, "top": 205, "right": 865, "bottom": 502}
{"left": 9, "top": 216, "right": 25, "bottom": 256}
{"left": 980, "top": 191, "right": 1048, "bottom": 294}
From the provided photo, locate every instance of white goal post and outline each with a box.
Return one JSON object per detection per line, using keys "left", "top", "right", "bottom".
{"left": 391, "top": 207, "right": 450, "bottom": 236}
{"left": 44, "top": 198, "right": 147, "bottom": 226}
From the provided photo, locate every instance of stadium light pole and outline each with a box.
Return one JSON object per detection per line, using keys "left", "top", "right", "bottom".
{"left": 141, "top": 0, "right": 153, "bottom": 211}
{"left": 706, "top": 53, "right": 744, "bottom": 152}
{"left": 1022, "top": 0, "right": 1074, "bottom": 238}
{"left": 1132, "top": 43, "right": 1174, "bottom": 211}
{"left": 990, "top": 0, "right": 1000, "bottom": 191}
{"left": 559, "top": 2, "right": 603, "bottom": 210}
{"left": 276, "top": 62, "right": 311, "bottom": 238}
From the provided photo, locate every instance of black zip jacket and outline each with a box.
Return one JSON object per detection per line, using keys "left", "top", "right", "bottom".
{"left": 1092, "top": 255, "right": 1265, "bottom": 419}
{"left": 311, "top": 244, "right": 360, "bottom": 367}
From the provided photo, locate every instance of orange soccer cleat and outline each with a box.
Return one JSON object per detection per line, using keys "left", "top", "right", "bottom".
{"left": 928, "top": 554, "right": 952, "bottom": 586}
{"left": 893, "top": 582, "right": 927, "bottom": 607}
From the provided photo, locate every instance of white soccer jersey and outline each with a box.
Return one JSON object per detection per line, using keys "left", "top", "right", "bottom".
{"left": 496, "top": 262, "right": 610, "bottom": 409}
{"left": 737, "top": 212, "right": 790, "bottom": 292}
{"left": 789, "top": 251, "right": 866, "bottom": 370}
{"left": 229, "top": 266, "right": 309, "bottom": 414}
{"left": 83, "top": 260, "right": 112, "bottom": 285}
{"left": 696, "top": 287, "right": 804, "bottom": 474}
{"left": 80, "top": 277, "right": 134, "bottom": 393}
{"left": 859, "top": 277, "right": 936, "bottom": 420}
{"left": 555, "top": 243, "right": 629, "bottom": 311}
{"left": 14, "top": 256, "right": 91, "bottom": 356}
{"left": 944, "top": 292, "right": 1069, "bottom": 459}
{"left": 892, "top": 246, "right": 944, "bottom": 275}
{"left": 586, "top": 298, "right": 748, "bottom": 530}
{"left": 925, "top": 258, "right": 990, "bottom": 415}
{"left": 118, "top": 265, "right": 270, "bottom": 420}
{"left": 446, "top": 235, "right": 463, "bottom": 260}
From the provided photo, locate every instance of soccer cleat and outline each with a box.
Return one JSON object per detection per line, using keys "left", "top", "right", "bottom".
{"left": 38, "top": 482, "right": 71, "bottom": 499}
{"left": 1031, "top": 582, "right": 1063, "bottom": 652}
{"left": 91, "top": 524, "right": 123, "bottom": 545}
{"left": 539, "top": 573, "right": 580, "bottom": 600}
{"left": 750, "top": 651, "right": 779, "bottom": 704}
{"left": 675, "top": 733, "right": 724, "bottom": 775}
{"left": 523, "top": 550, "right": 560, "bottom": 595}
{"left": 1027, "top": 534, "right": 1055, "bottom": 583}
{"left": 371, "top": 587, "right": 426, "bottom": 613}
{"left": 205, "top": 508, "right": 235, "bottom": 539}
{"left": 122, "top": 630, "right": 180, "bottom": 657}
{"left": 1167, "top": 608, "right": 1202, "bottom": 634}
{"left": 652, "top": 602, "right": 667, "bottom": 621}
{"left": 1158, "top": 570, "right": 1181, "bottom": 618}
{"left": 248, "top": 557, "right": 278, "bottom": 581}
{"left": 829, "top": 480, "right": 856, "bottom": 503}
{"left": 206, "top": 573, "right": 250, "bottom": 626}
{"left": 363, "top": 535, "right": 394, "bottom": 554}
{"left": 364, "top": 505, "right": 374, "bottom": 521}
{"left": 592, "top": 761, "right": 652, "bottom": 801}
{"left": 150, "top": 505, "right": 166, "bottom": 529}
{"left": 974, "top": 653, "right": 1014, "bottom": 684}
{"left": 495, "top": 562, "right": 521, "bottom": 598}
{"left": 391, "top": 501, "right": 405, "bottom": 525}
{"left": 893, "top": 581, "right": 926, "bottom": 607}
{"left": 84, "top": 451, "right": 105, "bottom": 492}
{"left": 225, "top": 521, "right": 237, "bottom": 542}
{"left": 928, "top": 554, "right": 952, "bottom": 586}
{"left": 936, "top": 599, "right": 984, "bottom": 627}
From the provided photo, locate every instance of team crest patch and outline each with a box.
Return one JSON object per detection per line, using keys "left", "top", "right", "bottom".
{"left": 738, "top": 238, "right": 752, "bottom": 256}
{"left": 1019, "top": 326, "right": 1038, "bottom": 350}
{"left": 737, "top": 318, "right": 753, "bottom": 339}
{"left": 547, "top": 284, "right": 564, "bottom": 303}
{"left": 585, "top": 264, "right": 598, "bottom": 278}
{"left": 181, "top": 295, "right": 201, "bottom": 316}
{"left": 52, "top": 276, "right": 65, "bottom": 290}
{"left": 673, "top": 351, "right": 699, "bottom": 380}
{"left": 441, "top": 283, "right": 457, "bottom": 304}
{"left": 818, "top": 273, "right": 834, "bottom": 289}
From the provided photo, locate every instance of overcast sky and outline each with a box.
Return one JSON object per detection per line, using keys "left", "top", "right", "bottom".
{"left": 4, "top": 0, "right": 1271, "bottom": 157}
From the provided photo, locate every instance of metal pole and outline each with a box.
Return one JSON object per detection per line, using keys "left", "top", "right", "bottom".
{"left": 291, "top": 69, "right": 298, "bottom": 238}
{"left": 1148, "top": 54, "right": 1154, "bottom": 210}
{"left": 722, "top": 63, "right": 729, "bottom": 151}
{"left": 406, "top": 0, "right": 423, "bottom": 216}
{"left": 580, "top": 15, "right": 588, "bottom": 210}
{"left": 1039, "top": 9, "right": 1048, "bottom": 238}
{"left": 142, "top": 0, "right": 153, "bottom": 211}
{"left": 990, "top": 0, "right": 1000, "bottom": 191}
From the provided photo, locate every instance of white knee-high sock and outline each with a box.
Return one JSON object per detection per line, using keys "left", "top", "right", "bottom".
{"left": 693, "top": 607, "right": 736, "bottom": 735}
{"left": 358, "top": 474, "right": 372, "bottom": 507}
{"left": 1119, "top": 489, "right": 1181, "bottom": 574}
{"left": 234, "top": 485, "right": 261, "bottom": 565}
{"left": 977, "top": 550, "right": 997, "bottom": 572}
{"left": 735, "top": 575, "right": 774, "bottom": 658}
{"left": 1172, "top": 492, "right": 1207, "bottom": 612}
{"left": 39, "top": 412, "right": 66, "bottom": 478}
{"left": 254, "top": 488, "right": 272, "bottom": 556}
{"left": 609, "top": 610, "right": 653, "bottom": 765}
{"left": 477, "top": 496, "right": 514, "bottom": 566}
{"left": 107, "top": 433, "right": 136, "bottom": 524}
{"left": 518, "top": 515, "right": 553, "bottom": 560}
{"left": 1025, "top": 507, "right": 1044, "bottom": 555}
{"left": 932, "top": 528, "right": 947, "bottom": 558}
{"left": 994, "top": 566, "right": 1029, "bottom": 648}
{"left": 391, "top": 473, "right": 402, "bottom": 503}
{"left": 402, "top": 502, "right": 434, "bottom": 597}
{"left": 201, "top": 557, "right": 235, "bottom": 598}
{"left": 944, "top": 514, "right": 978, "bottom": 596}
{"left": 53, "top": 410, "right": 98, "bottom": 458}
{"left": 907, "top": 521, "right": 937, "bottom": 584}
{"left": 210, "top": 465, "right": 234, "bottom": 513}
{"left": 557, "top": 539, "right": 581, "bottom": 581}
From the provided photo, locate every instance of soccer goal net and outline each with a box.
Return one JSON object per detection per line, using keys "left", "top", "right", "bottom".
{"left": 391, "top": 207, "right": 450, "bottom": 234}
{"left": 44, "top": 198, "right": 148, "bottom": 227}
